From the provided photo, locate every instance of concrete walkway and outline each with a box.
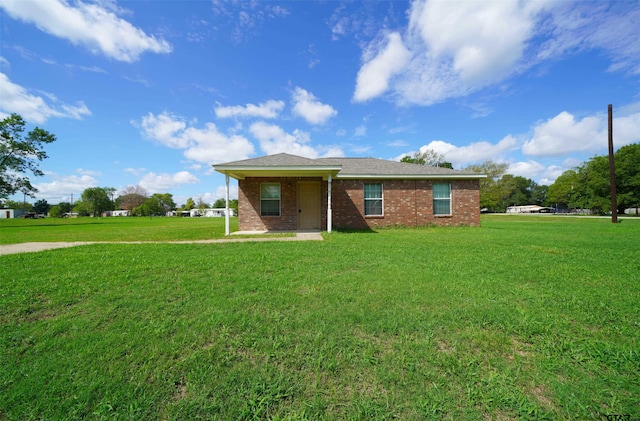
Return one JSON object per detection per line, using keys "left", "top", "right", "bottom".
{"left": 0, "top": 232, "right": 324, "bottom": 256}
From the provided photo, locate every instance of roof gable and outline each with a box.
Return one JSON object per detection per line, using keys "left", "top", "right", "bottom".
{"left": 216, "top": 153, "right": 328, "bottom": 167}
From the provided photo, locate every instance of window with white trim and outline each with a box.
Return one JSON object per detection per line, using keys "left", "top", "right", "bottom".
{"left": 364, "top": 183, "right": 383, "bottom": 216}
{"left": 433, "top": 183, "right": 451, "bottom": 215}
{"left": 260, "top": 183, "right": 281, "bottom": 216}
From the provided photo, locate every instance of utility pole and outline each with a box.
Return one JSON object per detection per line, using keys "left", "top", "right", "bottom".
{"left": 608, "top": 104, "right": 618, "bottom": 223}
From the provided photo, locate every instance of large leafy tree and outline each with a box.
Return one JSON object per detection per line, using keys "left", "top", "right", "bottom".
{"left": 547, "top": 170, "right": 580, "bottom": 209}
{"left": 615, "top": 143, "right": 640, "bottom": 213}
{"left": 547, "top": 143, "right": 640, "bottom": 214}
{"left": 80, "top": 187, "right": 115, "bottom": 217}
{"left": 182, "top": 197, "right": 196, "bottom": 211}
{"left": 497, "top": 175, "right": 546, "bottom": 210}
{"left": 33, "top": 199, "right": 50, "bottom": 215}
{"left": 0, "top": 114, "right": 56, "bottom": 198}
{"left": 578, "top": 155, "right": 610, "bottom": 213}
{"left": 133, "top": 193, "right": 175, "bottom": 216}
{"left": 57, "top": 201, "right": 72, "bottom": 214}
{"left": 116, "top": 185, "right": 148, "bottom": 211}
{"left": 464, "top": 160, "right": 509, "bottom": 211}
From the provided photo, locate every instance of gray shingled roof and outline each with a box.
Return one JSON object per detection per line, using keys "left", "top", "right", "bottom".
{"left": 214, "top": 153, "right": 484, "bottom": 178}
{"left": 217, "top": 153, "right": 332, "bottom": 168}
{"left": 316, "top": 157, "right": 479, "bottom": 176}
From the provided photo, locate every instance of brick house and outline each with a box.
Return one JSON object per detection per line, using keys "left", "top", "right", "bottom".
{"left": 214, "top": 153, "right": 485, "bottom": 234}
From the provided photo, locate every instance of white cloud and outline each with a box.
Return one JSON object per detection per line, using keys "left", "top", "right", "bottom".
{"left": 76, "top": 168, "right": 101, "bottom": 176}
{"left": 353, "top": 32, "right": 411, "bottom": 102}
{"left": 0, "top": 72, "right": 91, "bottom": 124}
{"left": 138, "top": 112, "right": 190, "bottom": 148}
{"left": 387, "top": 139, "right": 409, "bottom": 147}
{"left": 138, "top": 171, "right": 199, "bottom": 193}
{"left": 124, "top": 167, "right": 147, "bottom": 176}
{"left": 522, "top": 107, "right": 640, "bottom": 157}
{"left": 353, "top": 0, "right": 639, "bottom": 105}
{"left": 508, "top": 160, "right": 546, "bottom": 179}
{"left": 0, "top": 0, "right": 172, "bottom": 62}
{"left": 211, "top": 1, "right": 289, "bottom": 43}
{"left": 249, "top": 121, "right": 318, "bottom": 158}
{"left": 536, "top": 2, "right": 640, "bottom": 75}
{"left": 354, "top": 124, "right": 367, "bottom": 137}
{"left": 249, "top": 121, "right": 344, "bottom": 158}
{"left": 291, "top": 87, "right": 337, "bottom": 125}
{"left": 539, "top": 165, "right": 566, "bottom": 186}
{"left": 214, "top": 184, "right": 239, "bottom": 201}
{"left": 215, "top": 100, "right": 285, "bottom": 119}
{"left": 32, "top": 173, "right": 99, "bottom": 202}
{"left": 411, "top": 136, "right": 518, "bottom": 168}
{"left": 135, "top": 112, "right": 255, "bottom": 164}
{"left": 523, "top": 112, "right": 602, "bottom": 157}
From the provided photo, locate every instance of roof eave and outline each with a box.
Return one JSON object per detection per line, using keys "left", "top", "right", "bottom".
{"left": 335, "top": 174, "right": 487, "bottom": 180}
{"left": 213, "top": 165, "right": 342, "bottom": 180}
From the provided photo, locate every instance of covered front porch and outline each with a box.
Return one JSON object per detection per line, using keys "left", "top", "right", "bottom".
{"left": 214, "top": 155, "right": 341, "bottom": 236}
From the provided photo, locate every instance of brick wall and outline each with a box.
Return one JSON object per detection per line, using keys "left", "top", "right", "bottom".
{"left": 238, "top": 177, "right": 480, "bottom": 231}
{"left": 331, "top": 179, "right": 480, "bottom": 229}
{"left": 238, "top": 177, "right": 326, "bottom": 231}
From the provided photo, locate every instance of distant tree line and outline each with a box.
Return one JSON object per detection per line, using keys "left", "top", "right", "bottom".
{"left": 545, "top": 143, "right": 639, "bottom": 214}
{"left": 403, "top": 143, "right": 640, "bottom": 214}
{"left": 2, "top": 184, "right": 239, "bottom": 217}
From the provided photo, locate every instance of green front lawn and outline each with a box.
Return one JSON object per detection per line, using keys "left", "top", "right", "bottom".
{"left": 0, "top": 216, "right": 237, "bottom": 243}
{"left": 1, "top": 216, "right": 638, "bottom": 419}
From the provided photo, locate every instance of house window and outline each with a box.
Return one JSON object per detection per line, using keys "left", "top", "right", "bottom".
{"left": 364, "top": 183, "right": 383, "bottom": 216}
{"left": 433, "top": 183, "right": 451, "bottom": 215}
{"left": 260, "top": 183, "right": 281, "bottom": 216}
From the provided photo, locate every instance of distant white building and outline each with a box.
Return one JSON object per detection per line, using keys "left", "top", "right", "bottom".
{"left": 0, "top": 209, "right": 27, "bottom": 219}
{"left": 169, "top": 208, "right": 236, "bottom": 217}
{"left": 202, "top": 208, "right": 235, "bottom": 217}
{"left": 506, "top": 205, "right": 553, "bottom": 214}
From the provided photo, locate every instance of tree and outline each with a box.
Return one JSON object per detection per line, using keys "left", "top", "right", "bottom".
{"left": 2, "top": 199, "right": 29, "bottom": 210}
{"left": 400, "top": 149, "right": 450, "bottom": 167}
{"left": 496, "top": 175, "right": 545, "bottom": 210}
{"left": 213, "top": 198, "right": 226, "bottom": 208}
{"left": 196, "top": 196, "right": 207, "bottom": 211}
{"left": 33, "top": 199, "right": 50, "bottom": 215}
{"left": 0, "top": 114, "right": 56, "bottom": 198}
{"left": 547, "top": 144, "right": 640, "bottom": 214}
{"left": 49, "top": 205, "right": 62, "bottom": 218}
{"left": 578, "top": 156, "right": 610, "bottom": 213}
{"left": 464, "top": 160, "right": 509, "bottom": 212}
{"left": 57, "top": 201, "right": 72, "bottom": 214}
{"left": 116, "top": 185, "right": 148, "bottom": 211}
{"left": 614, "top": 143, "right": 640, "bottom": 213}
{"left": 133, "top": 193, "right": 175, "bottom": 216}
{"left": 80, "top": 187, "right": 115, "bottom": 217}
{"left": 182, "top": 197, "right": 196, "bottom": 211}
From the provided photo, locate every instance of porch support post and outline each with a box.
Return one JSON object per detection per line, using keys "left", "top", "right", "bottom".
{"left": 224, "top": 174, "right": 230, "bottom": 236}
{"left": 327, "top": 173, "right": 332, "bottom": 233}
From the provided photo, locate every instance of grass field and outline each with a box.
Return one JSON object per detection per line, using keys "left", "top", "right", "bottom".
{"left": 0, "top": 216, "right": 237, "bottom": 244}
{"left": 1, "top": 216, "right": 639, "bottom": 420}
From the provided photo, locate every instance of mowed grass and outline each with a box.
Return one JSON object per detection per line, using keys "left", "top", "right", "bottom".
{"left": 1, "top": 216, "right": 639, "bottom": 420}
{"left": 0, "top": 216, "right": 237, "bottom": 244}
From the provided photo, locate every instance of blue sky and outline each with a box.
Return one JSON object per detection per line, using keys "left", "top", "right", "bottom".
{"left": 1, "top": 0, "right": 639, "bottom": 206}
